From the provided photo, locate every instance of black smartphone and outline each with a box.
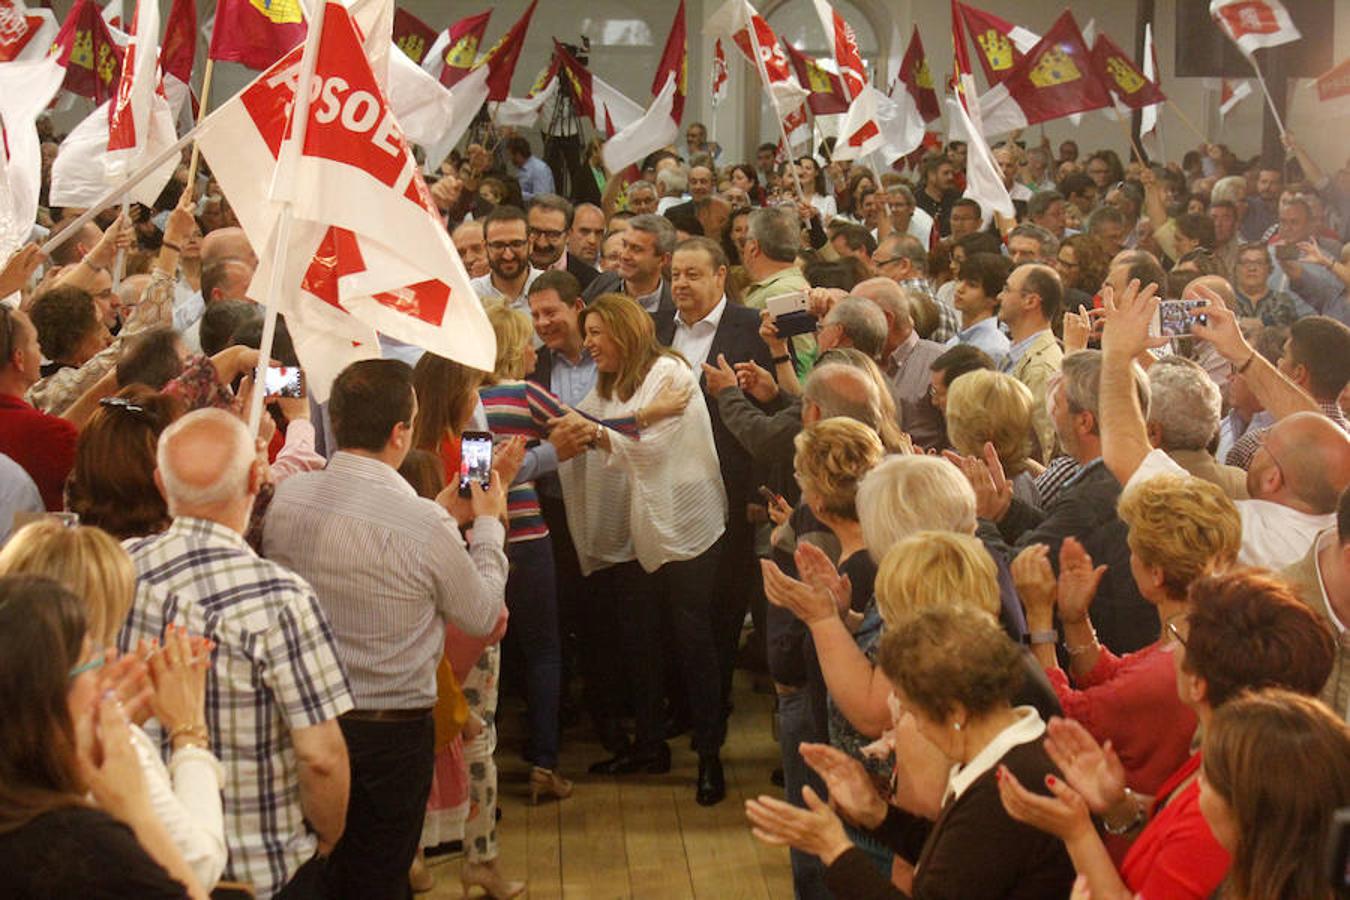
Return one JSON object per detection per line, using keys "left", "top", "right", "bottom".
{"left": 264, "top": 365, "right": 306, "bottom": 398}
{"left": 458, "top": 431, "right": 494, "bottom": 498}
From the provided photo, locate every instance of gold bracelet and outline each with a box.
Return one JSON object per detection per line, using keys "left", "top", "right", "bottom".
{"left": 168, "top": 722, "right": 208, "bottom": 744}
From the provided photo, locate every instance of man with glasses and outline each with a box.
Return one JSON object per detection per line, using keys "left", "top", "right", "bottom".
{"left": 470, "top": 205, "right": 541, "bottom": 314}
{"left": 526, "top": 194, "right": 598, "bottom": 291}
{"left": 1232, "top": 242, "right": 1298, "bottom": 326}
{"left": 876, "top": 183, "right": 933, "bottom": 249}
{"left": 740, "top": 207, "right": 813, "bottom": 375}
{"left": 874, "top": 233, "right": 959, "bottom": 343}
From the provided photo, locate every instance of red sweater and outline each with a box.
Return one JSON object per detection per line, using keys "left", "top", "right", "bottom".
{"left": 1120, "top": 752, "right": 1231, "bottom": 899}
{"left": 0, "top": 393, "right": 77, "bottom": 511}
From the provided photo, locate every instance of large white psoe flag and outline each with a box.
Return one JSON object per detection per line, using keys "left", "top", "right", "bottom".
{"left": 1209, "top": 0, "right": 1301, "bottom": 56}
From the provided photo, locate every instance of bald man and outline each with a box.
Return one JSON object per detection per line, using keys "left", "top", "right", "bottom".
{"left": 852, "top": 276, "right": 946, "bottom": 449}
{"left": 1100, "top": 282, "right": 1350, "bottom": 570}
{"left": 179, "top": 227, "right": 259, "bottom": 349}
{"left": 666, "top": 165, "right": 731, "bottom": 240}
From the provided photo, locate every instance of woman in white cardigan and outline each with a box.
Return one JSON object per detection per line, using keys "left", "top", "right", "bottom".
{"left": 0, "top": 521, "right": 227, "bottom": 889}
{"left": 557, "top": 293, "right": 729, "bottom": 804}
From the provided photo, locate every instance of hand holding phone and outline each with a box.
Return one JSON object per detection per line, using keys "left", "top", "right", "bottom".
{"left": 458, "top": 431, "right": 494, "bottom": 498}
{"left": 264, "top": 365, "right": 305, "bottom": 398}
{"left": 1154, "top": 299, "right": 1209, "bottom": 338}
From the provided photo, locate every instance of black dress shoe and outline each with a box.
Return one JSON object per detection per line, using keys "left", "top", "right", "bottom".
{"left": 588, "top": 742, "right": 671, "bottom": 775}
{"left": 696, "top": 755, "right": 726, "bottom": 806}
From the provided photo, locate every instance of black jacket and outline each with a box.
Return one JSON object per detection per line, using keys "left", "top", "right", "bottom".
{"left": 564, "top": 253, "right": 600, "bottom": 291}
{"left": 582, "top": 270, "right": 676, "bottom": 320}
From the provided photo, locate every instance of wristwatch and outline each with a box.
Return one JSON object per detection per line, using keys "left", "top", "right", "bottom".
{"left": 1025, "top": 630, "right": 1058, "bottom": 646}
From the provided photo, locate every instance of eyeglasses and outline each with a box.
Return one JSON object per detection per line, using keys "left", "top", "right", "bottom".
{"left": 1165, "top": 614, "right": 1189, "bottom": 647}
{"left": 68, "top": 649, "right": 106, "bottom": 680}
{"left": 486, "top": 240, "right": 528, "bottom": 253}
{"left": 527, "top": 227, "right": 566, "bottom": 241}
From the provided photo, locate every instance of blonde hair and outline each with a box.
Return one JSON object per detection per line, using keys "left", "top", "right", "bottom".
{"left": 1117, "top": 474, "right": 1241, "bottom": 600}
{"left": 485, "top": 303, "right": 534, "bottom": 384}
{"left": 856, "top": 455, "right": 977, "bottom": 561}
{"left": 945, "top": 369, "right": 1035, "bottom": 476}
{"left": 793, "top": 418, "right": 884, "bottom": 520}
{"left": 0, "top": 520, "right": 135, "bottom": 646}
{"left": 874, "top": 532, "right": 1001, "bottom": 625}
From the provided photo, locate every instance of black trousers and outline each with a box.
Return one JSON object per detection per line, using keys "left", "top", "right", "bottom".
{"left": 330, "top": 714, "right": 435, "bottom": 900}
{"left": 658, "top": 535, "right": 728, "bottom": 755}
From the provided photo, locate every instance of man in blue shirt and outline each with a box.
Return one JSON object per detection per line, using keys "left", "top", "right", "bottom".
{"left": 507, "top": 135, "right": 555, "bottom": 202}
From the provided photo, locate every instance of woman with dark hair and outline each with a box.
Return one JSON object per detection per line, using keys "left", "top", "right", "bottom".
{"left": 1056, "top": 233, "right": 1110, "bottom": 294}
{"left": 997, "top": 569, "right": 1337, "bottom": 900}
{"left": 66, "top": 384, "right": 183, "bottom": 539}
{"left": 1199, "top": 688, "right": 1350, "bottom": 900}
{"left": 0, "top": 575, "right": 208, "bottom": 898}
{"left": 556, "top": 293, "right": 729, "bottom": 805}
{"left": 729, "top": 164, "right": 765, "bottom": 206}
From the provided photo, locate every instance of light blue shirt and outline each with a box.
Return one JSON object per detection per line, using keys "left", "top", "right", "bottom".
{"left": 0, "top": 453, "right": 43, "bottom": 541}
{"left": 1000, "top": 330, "right": 1043, "bottom": 373}
{"left": 516, "top": 155, "right": 555, "bottom": 201}
{"left": 549, "top": 350, "right": 597, "bottom": 408}
{"left": 946, "top": 316, "right": 1010, "bottom": 369}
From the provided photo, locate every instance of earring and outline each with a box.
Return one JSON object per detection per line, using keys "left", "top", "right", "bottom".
{"left": 953, "top": 720, "right": 963, "bottom": 731}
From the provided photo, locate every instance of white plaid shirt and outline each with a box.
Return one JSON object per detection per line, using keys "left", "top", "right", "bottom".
{"left": 120, "top": 517, "right": 353, "bottom": 900}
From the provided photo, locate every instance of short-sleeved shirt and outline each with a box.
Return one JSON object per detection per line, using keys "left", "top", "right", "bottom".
{"left": 121, "top": 517, "right": 354, "bottom": 900}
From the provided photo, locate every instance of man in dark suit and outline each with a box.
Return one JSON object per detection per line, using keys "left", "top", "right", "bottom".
{"left": 583, "top": 214, "right": 676, "bottom": 319}
{"left": 528, "top": 194, "right": 599, "bottom": 291}
{"left": 653, "top": 238, "right": 775, "bottom": 797}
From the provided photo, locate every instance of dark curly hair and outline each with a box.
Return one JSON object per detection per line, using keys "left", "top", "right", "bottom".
{"left": 28, "top": 286, "right": 99, "bottom": 363}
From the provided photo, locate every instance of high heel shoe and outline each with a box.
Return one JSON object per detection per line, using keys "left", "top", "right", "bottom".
{"left": 460, "top": 859, "right": 526, "bottom": 899}
{"left": 409, "top": 849, "right": 434, "bottom": 893}
{"left": 529, "top": 765, "right": 574, "bottom": 804}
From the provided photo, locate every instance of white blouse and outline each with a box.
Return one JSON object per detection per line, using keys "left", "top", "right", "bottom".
{"left": 130, "top": 724, "right": 228, "bottom": 889}
{"left": 561, "top": 355, "right": 728, "bottom": 575}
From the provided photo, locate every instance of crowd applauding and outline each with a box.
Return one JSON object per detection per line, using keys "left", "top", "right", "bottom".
{"left": 1, "top": 108, "right": 1349, "bottom": 900}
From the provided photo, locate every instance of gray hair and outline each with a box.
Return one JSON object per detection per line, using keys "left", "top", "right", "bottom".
{"left": 528, "top": 193, "right": 575, "bottom": 228}
{"left": 626, "top": 214, "right": 678, "bottom": 255}
{"left": 1061, "top": 349, "right": 1150, "bottom": 432}
{"left": 1008, "top": 222, "right": 1059, "bottom": 259}
{"left": 746, "top": 206, "right": 801, "bottom": 262}
{"left": 1146, "top": 356, "right": 1221, "bottom": 451}
{"left": 803, "top": 363, "right": 881, "bottom": 427}
{"left": 823, "top": 296, "right": 888, "bottom": 360}
{"left": 878, "top": 234, "right": 928, "bottom": 276}
{"left": 156, "top": 408, "right": 255, "bottom": 512}
{"left": 656, "top": 167, "right": 688, "bottom": 195}
{"left": 627, "top": 180, "right": 657, "bottom": 200}
{"left": 857, "top": 455, "right": 977, "bottom": 560}
{"left": 884, "top": 183, "right": 916, "bottom": 204}
{"left": 1211, "top": 175, "right": 1247, "bottom": 205}
{"left": 852, "top": 277, "right": 912, "bottom": 330}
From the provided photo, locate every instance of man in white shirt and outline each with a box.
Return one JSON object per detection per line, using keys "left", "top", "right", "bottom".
{"left": 1098, "top": 280, "right": 1350, "bottom": 571}
{"left": 469, "top": 205, "right": 541, "bottom": 314}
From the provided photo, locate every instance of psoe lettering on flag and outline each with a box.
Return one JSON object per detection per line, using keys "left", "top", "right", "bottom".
{"left": 1209, "top": 0, "right": 1301, "bottom": 56}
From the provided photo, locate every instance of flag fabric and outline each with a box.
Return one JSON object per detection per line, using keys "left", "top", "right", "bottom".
{"left": 1090, "top": 31, "right": 1166, "bottom": 112}
{"left": 491, "top": 62, "right": 558, "bottom": 128}
{"left": 897, "top": 26, "right": 940, "bottom": 122}
{"left": 811, "top": 0, "right": 864, "bottom": 98}
{"left": 52, "top": 0, "right": 123, "bottom": 103}
{"left": 0, "top": 0, "right": 55, "bottom": 61}
{"left": 1209, "top": 0, "right": 1300, "bottom": 56}
{"left": 391, "top": 7, "right": 435, "bottom": 64}
{"left": 782, "top": 40, "right": 849, "bottom": 116}
{"left": 601, "top": 70, "right": 679, "bottom": 174}
{"left": 553, "top": 41, "right": 645, "bottom": 134}
{"left": 476, "top": 0, "right": 536, "bottom": 101}
{"left": 781, "top": 101, "right": 810, "bottom": 152}
{"left": 832, "top": 83, "right": 924, "bottom": 165}
{"left": 950, "top": 0, "right": 1014, "bottom": 224}
{"left": 160, "top": 0, "right": 195, "bottom": 125}
{"left": 652, "top": 0, "right": 686, "bottom": 125}
{"left": 208, "top": 0, "right": 306, "bottom": 71}
{"left": 1316, "top": 58, "right": 1350, "bottom": 103}
{"left": 0, "top": 52, "right": 64, "bottom": 253}
{"left": 1219, "top": 77, "right": 1252, "bottom": 116}
{"left": 956, "top": 2, "right": 1039, "bottom": 86}
{"left": 705, "top": 0, "right": 807, "bottom": 115}
{"left": 976, "top": 11, "right": 1112, "bottom": 135}
{"left": 100, "top": 0, "right": 120, "bottom": 30}
{"left": 711, "top": 37, "right": 727, "bottom": 107}
{"left": 1139, "top": 24, "right": 1161, "bottom": 136}
{"left": 196, "top": 1, "right": 496, "bottom": 395}
{"left": 423, "top": 10, "right": 490, "bottom": 87}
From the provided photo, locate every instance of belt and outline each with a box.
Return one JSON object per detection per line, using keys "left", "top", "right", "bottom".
{"left": 341, "top": 707, "right": 433, "bottom": 722}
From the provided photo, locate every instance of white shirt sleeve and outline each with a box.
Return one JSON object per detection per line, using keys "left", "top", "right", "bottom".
{"left": 1124, "top": 447, "right": 1189, "bottom": 492}
{"left": 131, "top": 725, "right": 228, "bottom": 889}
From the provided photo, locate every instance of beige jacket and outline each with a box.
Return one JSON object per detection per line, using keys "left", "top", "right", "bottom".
{"left": 1009, "top": 329, "right": 1063, "bottom": 463}
{"left": 1281, "top": 532, "right": 1350, "bottom": 721}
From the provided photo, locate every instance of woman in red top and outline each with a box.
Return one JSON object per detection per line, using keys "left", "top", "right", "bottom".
{"left": 996, "top": 569, "right": 1336, "bottom": 900}
{"left": 1011, "top": 475, "right": 1240, "bottom": 796}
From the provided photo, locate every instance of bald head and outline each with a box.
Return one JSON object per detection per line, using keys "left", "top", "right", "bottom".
{"left": 202, "top": 258, "right": 255, "bottom": 304}
{"left": 156, "top": 409, "right": 258, "bottom": 522}
{"left": 50, "top": 220, "right": 103, "bottom": 266}
{"left": 852, "top": 277, "right": 914, "bottom": 353}
{"left": 1257, "top": 412, "right": 1350, "bottom": 514}
{"left": 802, "top": 363, "right": 881, "bottom": 428}
{"left": 1184, "top": 275, "right": 1236, "bottom": 311}
{"left": 201, "top": 226, "right": 257, "bottom": 268}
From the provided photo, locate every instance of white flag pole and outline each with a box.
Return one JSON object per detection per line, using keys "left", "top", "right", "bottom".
{"left": 1249, "top": 59, "right": 1287, "bottom": 138}
{"left": 110, "top": 198, "right": 129, "bottom": 292}
{"left": 247, "top": 2, "right": 323, "bottom": 437}
{"left": 742, "top": 16, "right": 806, "bottom": 204}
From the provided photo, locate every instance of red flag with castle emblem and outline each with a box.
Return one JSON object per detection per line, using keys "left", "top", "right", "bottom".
{"left": 208, "top": 0, "right": 306, "bottom": 71}
{"left": 52, "top": 0, "right": 123, "bottom": 103}
{"left": 652, "top": 0, "right": 686, "bottom": 125}
{"left": 782, "top": 39, "right": 849, "bottom": 115}
{"left": 391, "top": 7, "right": 435, "bottom": 65}
{"left": 476, "top": 0, "right": 536, "bottom": 101}
{"left": 956, "top": 2, "right": 1039, "bottom": 86}
{"left": 429, "top": 10, "right": 489, "bottom": 87}
{"left": 897, "top": 26, "right": 940, "bottom": 122}
{"left": 977, "top": 11, "right": 1111, "bottom": 135}
{"left": 1090, "top": 32, "right": 1166, "bottom": 110}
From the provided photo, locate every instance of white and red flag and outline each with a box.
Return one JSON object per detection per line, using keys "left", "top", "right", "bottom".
{"left": 195, "top": 0, "right": 495, "bottom": 396}
{"left": 711, "top": 38, "right": 728, "bottom": 107}
{"left": 896, "top": 26, "right": 940, "bottom": 123}
{"left": 832, "top": 83, "right": 924, "bottom": 166}
{"left": 422, "top": 9, "right": 489, "bottom": 87}
{"left": 554, "top": 41, "right": 645, "bottom": 135}
{"left": 0, "top": 0, "right": 56, "bottom": 62}
{"left": 0, "top": 38, "right": 64, "bottom": 254}
{"left": 1210, "top": 0, "right": 1300, "bottom": 56}
{"left": 491, "top": 61, "right": 558, "bottom": 128}
{"left": 705, "top": 0, "right": 808, "bottom": 117}
{"left": 652, "top": 0, "right": 687, "bottom": 125}
{"left": 949, "top": 0, "right": 1013, "bottom": 224}
{"left": 1219, "top": 78, "right": 1253, "bottom": 117}
{"left": 811, "top": 0, "right": 864, "bottom": 99}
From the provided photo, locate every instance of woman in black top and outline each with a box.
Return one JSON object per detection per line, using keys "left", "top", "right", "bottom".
{"left": 0, "top": 575, "right": 206, "bottom": 899}
{"left": 746, "top": 604, "right": 1076, "bottom": 900}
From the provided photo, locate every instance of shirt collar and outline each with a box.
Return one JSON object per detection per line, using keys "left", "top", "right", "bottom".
{"left": 957, "top": 316, "right": 998, "bottom": 340}
{"left": 167, "top": 516, "right": 253, "bottom": 552}
{"left": 328, "top": 450, "right": 417, "bottom": 498}
{"left": 752, "top": 266, "right": 801, "bottom": 291}
{"left": 629, "top": 279, "right": 666, "bottom": 312}
{"left": 944, "top": 707, "right": 1045, "bottom": 804}
{"left": 1006, "top": 328, "right": 1050, "bottom": 365}
{"left": 888, "top": 329, "right": 920, "bottom": 367}
{"left": 548, "top": 252, "right": 568, "bottom": 273}
{"left": 676, "top": 295, "right": 727, "bottom": 331}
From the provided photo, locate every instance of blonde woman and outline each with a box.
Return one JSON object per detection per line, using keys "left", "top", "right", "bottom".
{"left": 944, "top": 369, "right": 1041, "bottom": 505}
{"left": 0, "top": 520, "right": 226, "bottom": 890}
{"left": 555, "top": 294, "right": 729, "bottom": 805}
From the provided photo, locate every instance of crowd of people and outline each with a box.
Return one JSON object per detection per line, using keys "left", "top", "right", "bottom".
{"left": 0, "top": 97, "right": 1349, "bottom": 900}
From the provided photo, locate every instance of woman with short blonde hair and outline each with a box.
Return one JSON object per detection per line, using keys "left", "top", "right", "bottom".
{"left": 793, "top": 418, "right": 884, "bottom": 522}
{"left": 874, "top": 531, "right": 1000, "bottom": 624}
{"left": 945, "top": 370, "right": 1039, "bottom": 502}
{"left": 484, "top": 304, "right": 536, "bottom": 384}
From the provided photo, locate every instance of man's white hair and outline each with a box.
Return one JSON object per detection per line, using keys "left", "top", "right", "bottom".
{"left": 157, "top": 408, "right": 254, "bottom": 512}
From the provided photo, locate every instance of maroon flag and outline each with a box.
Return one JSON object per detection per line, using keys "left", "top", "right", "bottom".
{"left": 392, "top": 7, "right": 436, "bottom": 65}
{"left": 956, "top": 2, "right": 1038, "bottom": 86}
{"left": 897, "top": 26, "right": 940, "bottom": 122}
{"left": 1090, "top": 33, "right": 1166, "bottom": 110}
{"left": 782, "top": 39, "right": 848, "bottom": 115}
{"left": 437, "top": 10, "right": 490, "bottom": 88}
{"left": 52, "top": 0, "right": 123, "bottom": 103}
{"left": 651, "top": 0, "right": 686, "bottom": 124}
{"left": 476, "top": 0, "right": 536, "bottom": 101}
{"left": 207, "top": 0, "right": 306, "bottom": 71}
{"left": 977, "top": 11, "right": 1112, "bottom": 134}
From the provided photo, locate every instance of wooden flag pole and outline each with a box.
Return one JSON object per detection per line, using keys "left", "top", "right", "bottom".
{"left": 1249, "top": 59, "right": 1288, "bottom": 138}
{"left": 111, "top": 198, "right": 129, "bottom": 292}
{"left": 184, "top": 57, "right": 216, "bottom": 197}
{"left": 1118, "top": 114, "right": 1146, "bottom": 167}
{"left": 1165, "top": 98, "right": 1208, "bottom": 146}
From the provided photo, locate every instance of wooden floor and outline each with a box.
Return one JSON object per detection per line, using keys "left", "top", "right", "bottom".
{"left": 425, "top": 672, "right": 795, "bottom": 899}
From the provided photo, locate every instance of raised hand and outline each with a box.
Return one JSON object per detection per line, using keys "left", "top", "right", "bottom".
{"left": 1057, "top": 537, "right": 1106, "bottom": 625}
{"left": 943, "top": 442, "right": 1012, "bottom": 522}
{"left": 1099, "top": 278, "right": 1167, "bottom": 361}
{"left": 0, "top": 243, "right": 45, "bottom": 297}
{"left": 701, "top": 354, "right": 739, "bottom": 395}
{"left": 735, "top": 360, "right": 779, "bottom": 403}
{"left": 760, "top": 558, "right": 838, "bottom": 625}
{"left": 794, "top": 541, "right": 852, "bottom": 613}
{"left": 145, "top": 624, "right": 211, "bottom": 744}
{"left": 996, "top": 764, "right": 1095, "bottom": 843}
{"left": 799, "top": 742, "right": 888, "bottom": 829}
{"left": 745, "top": 787, "right": 854, "bottom": 864}
{"left": 1011, "top": 544, "right": 1057, "bottom": 630}
{"left": 1042, "top": 717, "right": 1127, "bottom": 815}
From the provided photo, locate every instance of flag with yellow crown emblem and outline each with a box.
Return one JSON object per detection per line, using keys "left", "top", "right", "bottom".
{"left": 51, "top": 0, "right": 122, "bottom": 103}
{"left": 429, "top": 10, "right": 490, "bottom": 88}
{"left": 898, "top": 26, "right": 939, "bottom": 122}
{"left": 208, "top": 0, "right": 306, "bottom": 70}
{"left": 391, "top": 7, "right": 436, "bottom": 65}
{"left": 781, "top": 39, "right": 848, "bottom": 115}
{"left": 976, "top": 11, "right": 1111, "bottom": 135}
{"left": 1089, "top": 32, "right": 1165, "bottom": 112}
{"left": 955, "top": 2, "right": 1039, "bottom": 86}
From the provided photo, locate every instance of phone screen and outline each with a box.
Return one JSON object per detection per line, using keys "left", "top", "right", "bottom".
{"left": 458, "top": 432, "right": 494, "bottom": 496}
{"left": 1157, "top": 299, "right": 1208, "bottom": 337}
{"left": 264, "top": 365, "right": 305, "bottom": 398}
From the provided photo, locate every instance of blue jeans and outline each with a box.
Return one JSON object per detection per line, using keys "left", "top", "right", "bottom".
{"left": 504, "top": 538, "right": 561, "bottom": 768}
{"left": 777, "top": 688, "right": 833, "bottom": 900}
